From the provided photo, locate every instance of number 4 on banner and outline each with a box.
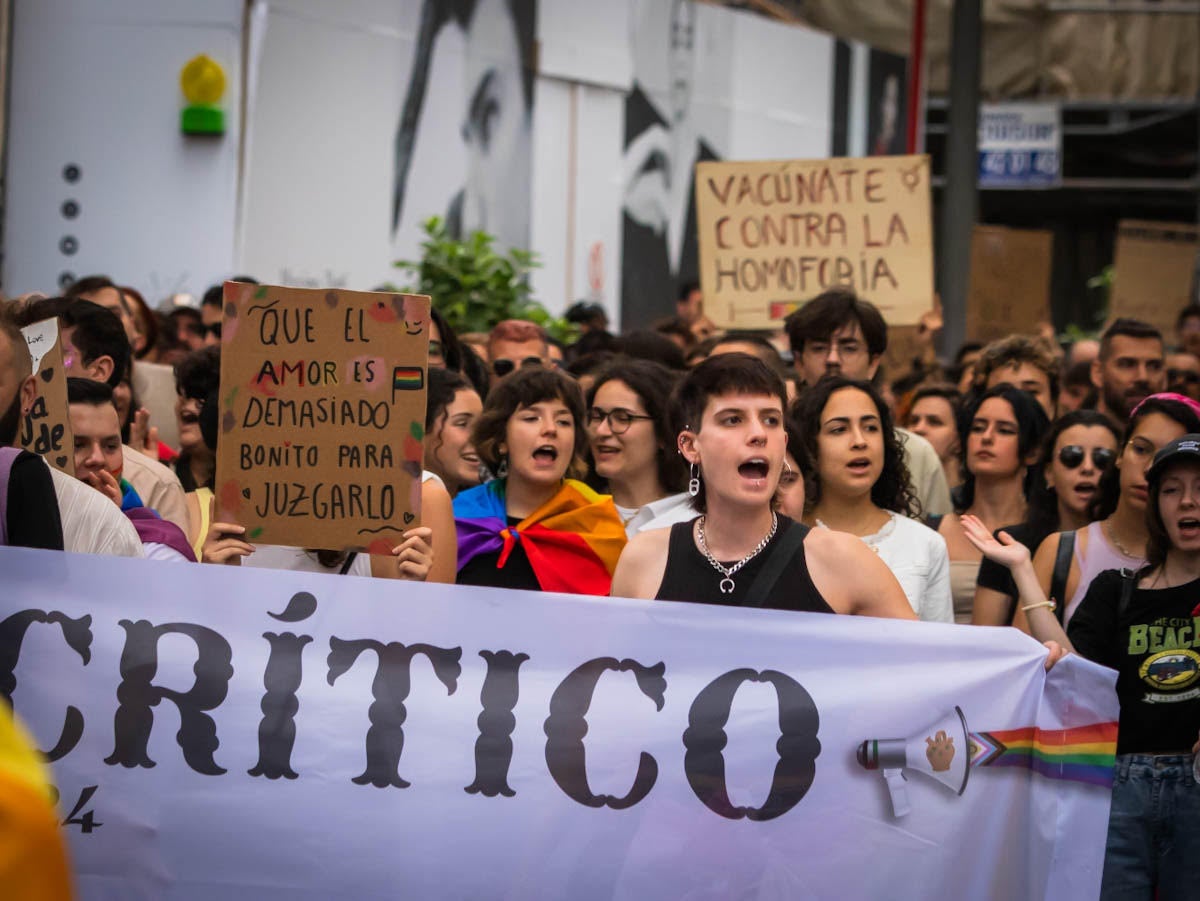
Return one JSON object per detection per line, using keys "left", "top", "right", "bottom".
{"left": 61, "top": 785, "right": 102, "bottom": 833}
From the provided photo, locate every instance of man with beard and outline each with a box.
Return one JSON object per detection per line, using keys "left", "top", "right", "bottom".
{"left": 0, "top": 312, "right": 62, "bottom": 549}
{"left": 0, "top": 305, "right": 139, "bottom": 555}
{"left": 1091, "top": 318, "right": 1167, "bottom": 429}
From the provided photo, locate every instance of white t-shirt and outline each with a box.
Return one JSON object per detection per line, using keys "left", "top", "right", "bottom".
{"left": 820, "top": 512, "right": 953, "bottom": 623}
{"left": 49, "top": 467, "right": 144, "bottom": 558}
{"left": 614, "top": 492, "right": 697, "bottom": 538}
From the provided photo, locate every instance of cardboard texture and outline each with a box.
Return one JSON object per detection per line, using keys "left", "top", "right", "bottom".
{"left": 214, "top": 282, "right": 431, "bottom": 552}
{"left": 696, "top": 154, "right": 933, "bottom": 330}
{"left": 1111, "top": 220, "right": 1200, "bottom": 340}
{"left": 967, "top": 225, "right": 1053, "bottom": 343}
{"left": 19, "top": 319, "right": 74, "bottom": 475}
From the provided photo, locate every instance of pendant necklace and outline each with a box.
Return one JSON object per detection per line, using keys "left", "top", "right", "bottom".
{"left": 696, "top": 513, "right": 778, "bottom": 594}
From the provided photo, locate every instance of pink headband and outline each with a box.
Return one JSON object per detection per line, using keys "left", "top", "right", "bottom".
{"left": 1129, "top": 392, "right": 1200, "bottom": 423}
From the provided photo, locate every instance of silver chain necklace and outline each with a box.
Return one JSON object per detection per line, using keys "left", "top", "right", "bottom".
{"left": 695, "top": 513, "right": 779, "bottom": 594}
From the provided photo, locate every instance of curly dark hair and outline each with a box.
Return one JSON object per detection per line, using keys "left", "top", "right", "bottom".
{"left": 471, "top": 367, "right": 588, "bottom": 480}
{"left": 792, "top": 376, "right": 919, "bottom": 518}
{"left": 1088, "top": 394, "right": 1200, "bottom": 520}
{"left": 174, "top": 345, "right": 221, "bottom": 400}
{"left": 955, "top": 384, "right": 1051, "bottom": 513}
{"left": 586, "top": 358, "right": 687, "bottom": 494}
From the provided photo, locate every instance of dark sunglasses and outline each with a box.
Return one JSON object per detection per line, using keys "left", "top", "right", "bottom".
{"left": 587, "top": 407, "right": 654, "bottom": 434}
{"left": 1057, "top": 445, "right": 1116, "bottom": 470}
{"left": 492, "top": 356, "right": 543, "bottom": 377}
{"left": 203, "top": 322, "right": 222, "bottom": 339}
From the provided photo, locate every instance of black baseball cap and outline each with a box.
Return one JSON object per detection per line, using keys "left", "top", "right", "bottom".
{"left": 1147, "top": 434, "right": 1200, "bottom": 485}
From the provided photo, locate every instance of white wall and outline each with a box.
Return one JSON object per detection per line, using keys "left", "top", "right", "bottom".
{"left": 4, "top": 0, "right": 846, "bottom": 328}
{"left": 4, "top": 0, "right": 242, "bottom": 300}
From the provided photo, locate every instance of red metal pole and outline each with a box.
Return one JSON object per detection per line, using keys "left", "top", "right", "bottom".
{"left": 906, "top": 0, "right": 928, "bottom": 153}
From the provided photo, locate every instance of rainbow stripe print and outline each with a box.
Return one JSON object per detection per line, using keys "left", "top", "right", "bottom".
{"left": 392, "top": 366, "right": 424, "bottom": 391}
{"left": 968, "top": 722, "right": 1118, "bottom": 788}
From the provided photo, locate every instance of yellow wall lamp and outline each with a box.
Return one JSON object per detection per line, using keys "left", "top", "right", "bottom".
{"left": 180, "top": 54, "right": 226, "bottom": 136}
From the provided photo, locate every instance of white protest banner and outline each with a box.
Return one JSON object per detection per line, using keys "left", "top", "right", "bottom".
{"left": 2, "top": 548, "right": 1116, "bottom": 899}
{"left": 695, "top": 155, "right": 934, "bottom": 329}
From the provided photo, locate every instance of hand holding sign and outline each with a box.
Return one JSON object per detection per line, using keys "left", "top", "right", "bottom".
{"left": 214, "top": 283, "right": 431, "bottom": 552}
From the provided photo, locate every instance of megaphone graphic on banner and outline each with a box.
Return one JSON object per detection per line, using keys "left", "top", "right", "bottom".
{"left": 856, "top": 706, "right": 970, "bottom": 817}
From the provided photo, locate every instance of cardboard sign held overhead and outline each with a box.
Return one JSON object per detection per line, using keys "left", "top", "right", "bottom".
{"left": 1111, "top": 220, "right": 1200, "bottom": 339}
{"left": 695, "top": 154, "right": 934, "bottom": 330}
{"left": 19, "top": 319, "right": 74, "bottom": 475}
{"left": 967, "top": 225, "right": 1053, "bottom": 343}
{"left": 214, "top": 283, "right": 431, "bottom": 552}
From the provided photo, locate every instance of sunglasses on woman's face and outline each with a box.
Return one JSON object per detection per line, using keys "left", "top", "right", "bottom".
{"left": 492, "top": 356, "right": 543, "bottom": 377}
{"left": 1057, "top": 445, "right": 1116, "bottom": 470}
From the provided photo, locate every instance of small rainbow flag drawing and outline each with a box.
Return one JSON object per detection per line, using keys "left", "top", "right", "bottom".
{"left": 968, "top": 722, "right": 1118, "bottom": 787}
{"left": 392, "top": 366, "right": 424, "bottom": 393}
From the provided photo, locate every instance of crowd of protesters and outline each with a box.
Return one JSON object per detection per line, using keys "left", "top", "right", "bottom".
{"left": 3, "top": 274, "right": 1200, "bottom": 898}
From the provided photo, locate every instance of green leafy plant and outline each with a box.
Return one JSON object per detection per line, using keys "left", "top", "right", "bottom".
{"left": 1060, "top": 264, "right": 1113, "bottom": 344}
{"left": 394, "top": 216, "right": 576, "bottom": 343}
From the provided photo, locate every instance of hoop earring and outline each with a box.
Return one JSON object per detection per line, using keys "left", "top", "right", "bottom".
{"left": 688, "top": 463, "right": 701, "bottom": 497}
{"left": 496, "top": 455, "right": 509, "bottom": 479}
{"left": 782, "top": 459, "right": 794, "bottom": 477}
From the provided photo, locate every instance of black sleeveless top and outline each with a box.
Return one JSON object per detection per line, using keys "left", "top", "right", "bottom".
{"left": 655, "top": 516, "right": 834, "bottom": 613}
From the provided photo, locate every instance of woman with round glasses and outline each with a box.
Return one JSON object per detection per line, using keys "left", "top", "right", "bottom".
{"left": 454, "top": 367, "right": 627, "bottom": 594}
{"left": 1015, "top": 393, "right": 1200, "bottom": 632}
{"left": 586, "top": 359, "right": 693, "bottom": 537}
{"left": 973, "top": 410, "right": 1119, "bottom": 625}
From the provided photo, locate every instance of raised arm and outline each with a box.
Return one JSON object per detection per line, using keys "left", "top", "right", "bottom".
{"left": 960, "top": 514, "right": 1073, "bottom": 660}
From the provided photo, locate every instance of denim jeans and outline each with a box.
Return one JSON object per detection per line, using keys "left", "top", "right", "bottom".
{"left": 1100, "top": 753, "right": 1200, "bottom": 900}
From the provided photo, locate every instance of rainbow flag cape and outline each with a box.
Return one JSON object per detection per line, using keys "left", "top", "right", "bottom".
{"left": 968, "top": 722, "right": 1118, "bottom": 787}
{"left": 454, "top": 479, "right": 627, "bottom": 595}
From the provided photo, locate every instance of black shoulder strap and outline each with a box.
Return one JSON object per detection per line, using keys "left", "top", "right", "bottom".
{"left": 1049, "top": 531, "right": 1075, "bottom": 625}
{"left": 1117, "top": 567, "right": 1138, "bottom": 619}
{"left": 742, "top": 524, "right": 809, "bottom": 609}
{"left": 339, "top": 551, "right": 359, "bottom": 575}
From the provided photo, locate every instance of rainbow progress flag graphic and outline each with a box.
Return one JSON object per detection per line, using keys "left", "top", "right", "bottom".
{"left": 969, "top": 722, "right": 1118, "bottom": 787}
{"left": 453, "top": 478, "right": 627, "bottom": 595}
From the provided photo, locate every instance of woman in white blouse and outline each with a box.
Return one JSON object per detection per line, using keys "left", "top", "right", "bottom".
{"left": 794, "top": 376, "right": 953, "bottom": 623}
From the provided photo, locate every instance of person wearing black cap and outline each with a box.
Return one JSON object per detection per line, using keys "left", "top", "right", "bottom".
{"left": 961, "top": 435, "right": 1200, "bottom": 899}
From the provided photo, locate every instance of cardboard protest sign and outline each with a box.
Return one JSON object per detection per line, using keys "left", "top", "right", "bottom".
{"left": 19, "top": 319, "right": 74, "bottom": 474}
{"left": 1111, "top": 220, "right": 1200, "bottom": 339}
{"left": 695, "top": 154, "right": 934, "bottom": 330}
{"left": 967, "top": 225, "right": 1053, "bottom": 343}
{"left": 214, "top": 282, "right": 431, "bottom": 552}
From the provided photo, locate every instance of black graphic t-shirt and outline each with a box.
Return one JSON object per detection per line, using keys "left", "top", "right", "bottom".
{"left": 1068, "top": 569, "right": 1200, "bottom": 754}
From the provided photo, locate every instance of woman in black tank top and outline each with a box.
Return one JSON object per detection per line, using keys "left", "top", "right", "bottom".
{"left": 655, "top": 517, "right": 833, "bottom": 612}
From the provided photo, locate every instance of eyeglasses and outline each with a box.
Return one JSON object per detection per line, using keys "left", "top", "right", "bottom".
{"left": 1057, "top": 445, "right": 1116, "bottom": 470}
{"left": 587, "top": 407, "right": 654, "bottom": 434}
{"left": 492, "top": 356, "right": 543, "bottom": 377}
{"left": 1168, "top": 368, "right": 1200, "bottom": 386}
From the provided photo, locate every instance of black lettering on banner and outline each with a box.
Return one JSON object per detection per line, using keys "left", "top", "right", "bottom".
{"left": 248, "top": 629, "right": 313, "bottom": 780}
{"left": 326, "top": 640, "right": 462, "bottom": 788}
{"left": 104, "top": 620, "right": 234, "bottom": 775}
{"left": 61, "top": 785, "right": 102, "bottom": 833}
{"left": 465, "top": 650, "right": 530, "bottom": 798}
{"left": 0, "top": 609, "right": 92, "bottom": 760}
{"left": 682, "top": 669, "right": 821, "bottom": 821}
{"left": 543, "top": 657, "right": 666, "bottom": 810}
